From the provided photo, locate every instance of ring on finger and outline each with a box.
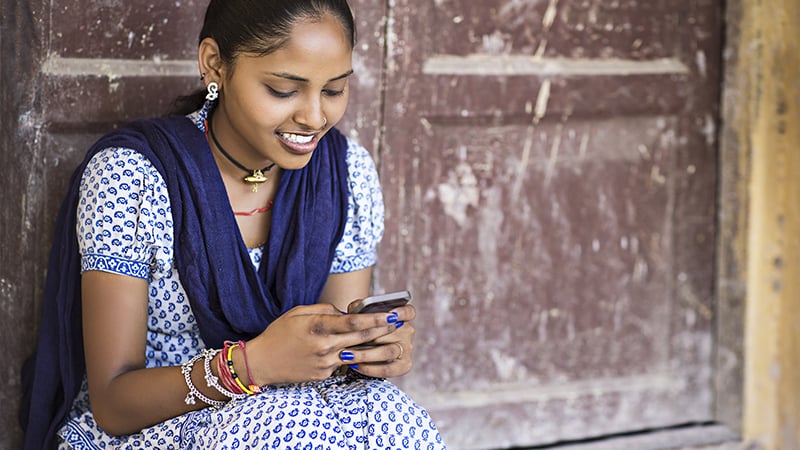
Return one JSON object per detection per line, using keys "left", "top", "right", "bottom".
{"left": 393, "top": 342, "right": 404, "bottom": 360}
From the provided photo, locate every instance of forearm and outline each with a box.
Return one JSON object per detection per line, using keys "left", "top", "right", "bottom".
{"left": 90, "top": 355, "right": 227, "bottom": 436}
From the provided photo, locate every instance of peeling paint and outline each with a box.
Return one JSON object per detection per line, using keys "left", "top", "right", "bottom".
{"left": 490, "top": 348, "right": 530, "bottom": 381}
{"left": 543, "top": 124, "right": 562, "bottom": 186}
{"left": 533, "top": 78, "right": 552, "bottom": 124}
{"left": 542, "top": 0, "right": 559, "bottom": 29}
{"left": 696, "top": 50, "right": 708, "bottom": 78}
{"left": 435, "top": 159, "right": 480, "bottom": 227}
{"left": 351, "top": 52, "right": 378, "bottom": 88}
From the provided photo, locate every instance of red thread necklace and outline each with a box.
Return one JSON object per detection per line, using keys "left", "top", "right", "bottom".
{"left": 234, "top": 200, "right": 274, "bottom": 217}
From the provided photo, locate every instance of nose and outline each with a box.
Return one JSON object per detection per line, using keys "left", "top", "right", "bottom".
{"left": 293, "top": 95, "right": 327, "bottom": 130}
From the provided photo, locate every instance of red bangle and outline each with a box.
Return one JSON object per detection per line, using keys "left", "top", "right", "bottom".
{"left": 218, "top": 341, "right": 246, "bottom": 395}
{"left": 238, "top": 341, "right": 261, "bottom": 393}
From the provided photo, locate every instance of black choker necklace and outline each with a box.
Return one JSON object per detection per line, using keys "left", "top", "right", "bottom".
{"left": 207, "top": 114, "right": 276, "bottom": 192}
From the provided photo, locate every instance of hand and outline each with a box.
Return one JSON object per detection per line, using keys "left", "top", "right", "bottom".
{"left": 245, "top": 303, "right": 401, "bottom": 385}
{"left": 343, "top": 304, "right": 416, "bottom": 378}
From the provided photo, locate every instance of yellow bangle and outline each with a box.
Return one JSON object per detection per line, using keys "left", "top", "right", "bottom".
{"left": 226, "top": 343, "right": 255, "bottom": 395}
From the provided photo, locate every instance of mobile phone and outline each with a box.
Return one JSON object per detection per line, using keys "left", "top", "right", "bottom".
{"left": 347, "top": 290, "right": 411, "bottom": 314}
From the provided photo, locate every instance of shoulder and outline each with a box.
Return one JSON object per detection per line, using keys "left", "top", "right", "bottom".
{"left": 343, "top": 135, "right": 379, "bottom": 185}
{"left": 79, "top": 146, "right": 169, "bottom": 217}
{"left": 77, "top": 146, "right": 173, "bottom": 278}
{"left": 344, "top": 135, "right": 372, "bottom": 163}
{"left": 82, "top": 146, "right": 161, "bottom": 183}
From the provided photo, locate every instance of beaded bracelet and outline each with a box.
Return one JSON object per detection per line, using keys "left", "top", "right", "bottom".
{"left": 217, "top": 342, "right": 245, "bottom": 395}
{"left": 226, "top": 342, "right": 257, "bottom": 395}
{"left": 203, "top": 348, "right": 249, "bottom": 401}
{"left": 181, "top": 350, "right": 226, "bottom": 409}
{"left": 238, "top": 340, "right": 262, "bottom": 394}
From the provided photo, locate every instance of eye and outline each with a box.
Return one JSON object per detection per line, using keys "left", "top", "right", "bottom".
{"left": 323, "top": 88, "right": 346, "bottom": 97}
{"left": 266, "top": 85, "right": 295, "bottom": 98}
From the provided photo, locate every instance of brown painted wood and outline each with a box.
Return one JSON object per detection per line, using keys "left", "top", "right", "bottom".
{"left": 376, "top": 1, "right": 723, "bottom": 448}
{"left": 2, "top": 1, "right": 48, "bottom": 446}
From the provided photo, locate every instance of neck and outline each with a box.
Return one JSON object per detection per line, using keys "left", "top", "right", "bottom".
{"left": 207, "top": 112, "right": 274, "bottom": 174}
{"left": 205, "top": 113, "right": 277, "bottom": 192}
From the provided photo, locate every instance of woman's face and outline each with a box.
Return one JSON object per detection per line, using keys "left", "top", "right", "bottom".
{"left": 215, "top": 14, "right": 353, "bottom": 170}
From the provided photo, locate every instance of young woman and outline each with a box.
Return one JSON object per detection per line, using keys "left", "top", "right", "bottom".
{"left": 20, "top": 0, "right": 446, "bottom": 448}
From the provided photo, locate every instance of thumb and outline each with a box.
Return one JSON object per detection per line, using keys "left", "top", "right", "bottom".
{"left": 285, "top": 303, "right": 344, "bottom": 317}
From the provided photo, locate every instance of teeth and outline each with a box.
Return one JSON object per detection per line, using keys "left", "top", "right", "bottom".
{"left": 280, "top": 133, "right": 314, "bottom": 144}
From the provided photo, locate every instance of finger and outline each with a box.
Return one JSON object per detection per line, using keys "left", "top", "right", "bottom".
{"left": 364, "top": 321, "right": 414, "bottom": 346}
{"left": 392, "top": 342, "right": 405, "bottom": 361}
{"left": 322, "top": 311, "right": 401, "bottom": 335}
{"left": 352, "top": 358, "right": 413, "bottom": 379}
{"left": 389, "top": 304, "right": 416, "bottom": 322}
{"left": 333, "top": 322, "right": 400, "bottom": 352}
{"left": 344, "top": 340, "right": 410, "bottom": 364}
{"left": 286, "top": 303, "right": 343, "bottom": 317}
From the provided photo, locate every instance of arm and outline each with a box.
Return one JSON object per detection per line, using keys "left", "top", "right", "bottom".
{"left": 83, "top": 270, "right": 403, "bottom": 435}
{"left": 318, "top": 267, "right": 374, "bottom": 311}
{"left": 82, "top": 270, "right": 220, "bottom": 435}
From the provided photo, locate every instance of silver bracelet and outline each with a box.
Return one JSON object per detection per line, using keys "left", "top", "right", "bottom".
{"left": 181, "top": 351, "right": 226, "bottom": 409}
{"left": 202, "top": 348, "right": 249, "bottom": 401}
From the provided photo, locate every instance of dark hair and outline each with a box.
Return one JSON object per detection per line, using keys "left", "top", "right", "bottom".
{"left": 171, "top": 0, "right": 356, "bottom": 115}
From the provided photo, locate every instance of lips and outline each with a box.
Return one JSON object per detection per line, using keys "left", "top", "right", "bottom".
{"left": 280, "top": 132, "right": 314, "bottom": 144}
{"left": 276, "top": 131, "right": 320, "bottom": 155}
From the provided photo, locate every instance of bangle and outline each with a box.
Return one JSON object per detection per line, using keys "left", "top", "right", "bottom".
{"left": 226, "top": 342, "right": 256, "bottom": 395}
{"left": 217, "top": 342, "right": 245, "bottom": 395}
{"left": 181, "top": 351, "right": 226, "bottom": 409}
{"left": 238, "top": 341, "right": 262, "bottom": 394}
{"left": 203, "top": 348, "right": 248, "bottom": 401}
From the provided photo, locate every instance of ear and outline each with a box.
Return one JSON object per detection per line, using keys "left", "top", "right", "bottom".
{"left": 198, "top": 37, "right": 226, "bottom": 85}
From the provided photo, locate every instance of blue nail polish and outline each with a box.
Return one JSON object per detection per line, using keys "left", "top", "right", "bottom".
{"left": 348, "top": 364, "right": 359, "bottom": 370}
{"left": 387, "top": 312, "right": 399, "bottom": 324}
{"left": 340, "top": 351, "right": 355, "bottom": 361}
{"left": 395, "top": 321, "right": 405, "bottom": 329}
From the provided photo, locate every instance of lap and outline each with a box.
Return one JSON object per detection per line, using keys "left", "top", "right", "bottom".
{"left": 60, "top": 374, "right": 445, "bottom": 450}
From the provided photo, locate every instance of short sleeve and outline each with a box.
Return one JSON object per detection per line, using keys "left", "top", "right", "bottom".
{"left": 77, "top": 147, "right": 174, "bottom": 279}
{"left": 330, "top": 137, "right": 385, "bottom": 273}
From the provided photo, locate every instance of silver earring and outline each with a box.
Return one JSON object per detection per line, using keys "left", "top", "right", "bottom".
{"left": 206, "top": 81, "right": 219, "bottom": 102}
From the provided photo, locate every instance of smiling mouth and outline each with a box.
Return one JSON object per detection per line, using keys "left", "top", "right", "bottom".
{"left": 278, "top": 132, "right": 315, "bottom": 144}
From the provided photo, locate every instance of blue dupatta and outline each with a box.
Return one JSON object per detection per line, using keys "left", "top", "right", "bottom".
{"left": 20, "top": 115, "right": 349, "bottom": 449}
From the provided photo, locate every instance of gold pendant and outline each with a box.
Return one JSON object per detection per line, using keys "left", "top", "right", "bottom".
{"left": 244, "top": 170, "right": 269, "bottom": 184}
{"left": 244, "top": 170, "right": 268, "bottom": 192}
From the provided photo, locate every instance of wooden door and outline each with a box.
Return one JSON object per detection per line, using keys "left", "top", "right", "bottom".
{"left": 3, "top": 0, "right": 726, "bottom": 449}
{"left": 374, "top": 1, "right": 723, "bottom": 448}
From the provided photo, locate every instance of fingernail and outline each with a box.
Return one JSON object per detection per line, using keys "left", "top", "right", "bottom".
{"left": 348, "top": 364, "right": 359, "bottom": 370}
{"left": 386, "top": 312, "right": 399, "bottom": 324}
{"left": 395, "top": 321, "right": 405, "bottom": 329}
{"left": 339, "top": 351, "right": 355, "bottom": 361}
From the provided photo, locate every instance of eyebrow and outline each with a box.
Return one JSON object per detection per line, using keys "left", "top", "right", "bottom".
{"left": 270, "top": 70, "right": 354, "bottom": 83}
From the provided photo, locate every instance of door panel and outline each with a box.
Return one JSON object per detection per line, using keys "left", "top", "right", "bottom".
{"left": 376, "top": 1, "right": 720, "bottom": 448}
{"left": 4, "top": 0, "right": 722, "bottom": 448}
